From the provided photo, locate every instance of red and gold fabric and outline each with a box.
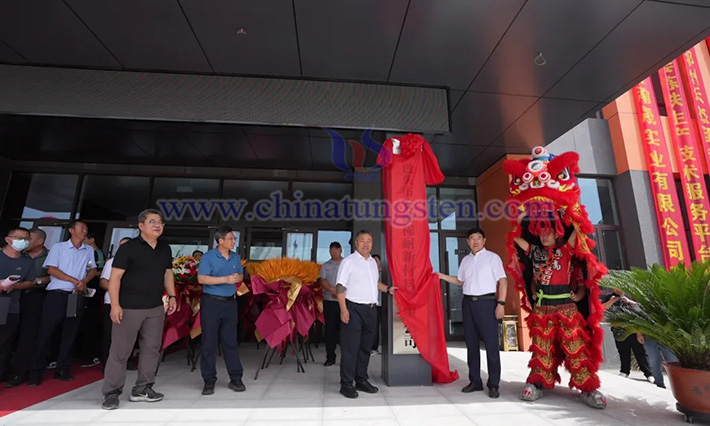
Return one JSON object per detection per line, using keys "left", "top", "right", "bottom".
{"left": 504, "top": 146, "right": 606, "bottom": 392}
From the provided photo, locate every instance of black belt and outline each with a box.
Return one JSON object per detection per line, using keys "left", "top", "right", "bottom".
{"left": 48, "top": 289, "right": 72, "bottom": 294}
{"left": 203, "top": 292, "right": 236, "bottom": 302}
{"left": 463, "top": 293, "right": 496, "bottom": 301}
{"left": 346, "top": 300, "right": 377, "bottom": 308}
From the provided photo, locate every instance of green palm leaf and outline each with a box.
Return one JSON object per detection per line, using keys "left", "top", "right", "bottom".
{"left": 601, "top": 260, "right": 710, "bottom": 371}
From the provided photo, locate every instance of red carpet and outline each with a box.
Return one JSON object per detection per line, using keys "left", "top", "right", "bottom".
{"left": 0, "top": 366, "right": 104, "bottom": 418}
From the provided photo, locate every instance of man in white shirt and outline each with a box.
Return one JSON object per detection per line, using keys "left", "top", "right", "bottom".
{"left": 29, "top": 220, "right": 98, "bottom": 386}
{"left": 318, "top": 242, "right": 343, "bottom": 367}
{"left": 99, "top": 237, "right": 132, "bottom": 368}
{"left": 336, "top": 230, "right": 395, "bottom": 399}
{"left": 437, "top": 227, "right": 507, "bottom": 399}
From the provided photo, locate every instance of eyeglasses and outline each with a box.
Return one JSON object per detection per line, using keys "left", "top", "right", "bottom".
{"left": 146, "top": 220, "right": 164, "bottom": 226}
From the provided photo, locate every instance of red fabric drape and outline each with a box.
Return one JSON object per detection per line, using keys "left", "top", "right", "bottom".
{"left": 378, "top": 134, "right": 459, "bottom": 383}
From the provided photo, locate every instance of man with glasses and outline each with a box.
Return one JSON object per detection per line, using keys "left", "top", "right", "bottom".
{"left": 196, "top": 226, "right": 245, "bottom": 395}
{"left": 101, "top": 209, "right": 177, "bottom": 410}
{"left": 0, "top": 228, "right": 36, "bottom": 383}
{"left": 29, "top": 221, "right": 97, "bottom": 386}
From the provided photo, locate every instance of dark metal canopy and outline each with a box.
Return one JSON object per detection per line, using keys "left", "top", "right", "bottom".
{"left": 0, "top": 0, "right": 709, "bottom": 177}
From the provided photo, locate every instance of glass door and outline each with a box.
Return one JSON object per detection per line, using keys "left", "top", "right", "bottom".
{"left": 246, "top": 228, "right": 284, "bottom": 261}
{"left": 286, "top": 232, "right": 314, "bottom": 261}
{"left": 440, "top": 234, "right": 469, "bottom": 340}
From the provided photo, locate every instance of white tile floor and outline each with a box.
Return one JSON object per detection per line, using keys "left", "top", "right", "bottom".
{"left": 0, "top": 342, "right": 683, "bottom": 426}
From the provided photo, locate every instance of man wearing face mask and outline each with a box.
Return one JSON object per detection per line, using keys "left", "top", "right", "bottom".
{"left": 0, "top": 228, "right": 36, "bottom": 383}
{"left": 6, "top": 228, "right": 50, "bottom": 387}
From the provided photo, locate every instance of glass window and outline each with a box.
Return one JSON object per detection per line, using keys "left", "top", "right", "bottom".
{"left": 430, "top": 232, "right": 439, "bottom": 272}
{"left": 602, "top": 229, "right": 625, "bottom": 271}
{"left": 291, "top": 182, "right": 352, "bottom": 226}
{"left": 428, "top": 188, "right": 438, "bottom": 230}
{"left": 108, "top": 227, "right": 139, "bottom": 258}
{"left": 317, "top": 230, "right": 352, "bottom": 263}
{"left": 223, "top": 180, "right": 289, "bottom": 225}
{"left": 578, "top": 178, "right": 618, "bottom": 225}
{"left": 286, "top": 232, "right": 314, "bottom": 261}
{"left": 2, "top": 173, "right": 78, "bottom": 219}
{"left": 249, "top": 229, "right": 283, "bottom": 261}
{"left": 77, "top": 176, "right": 150, "bottom": 221}
{"left": 439, "top": 188, "right": 477, "bottom": 231}
{"left": 152, "top": 178, "right": 220, "bottom": 222}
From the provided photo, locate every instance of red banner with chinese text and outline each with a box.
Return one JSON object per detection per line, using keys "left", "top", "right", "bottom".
{"left": 632, "top": 78, "right": 690, "bottom": 267}
{"left": 659, "top": 60, "right": 710, "bottom": 262}
{"left": 680, "top": 47, "right": 710, "bottom": 195}
{"left": 379, "top": 134, "right": 458, "bottom": 384}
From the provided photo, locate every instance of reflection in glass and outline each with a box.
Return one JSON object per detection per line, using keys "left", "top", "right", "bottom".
{"left": 152, "top": 178, "right": 220, "bottom": 222}
{"left": 445, "top": 236, "right": 468, "bottom": 337}
{"left": 439, "top": 188, "right": 477, "bottom": 231}
{"left": 77, "top": 175, "right": 150, "bottom": 220}
{"left": 249, "top": 229, "right": 283, "bottom": 261}
{"left": 428, "top": 187, "right": 438, "bottom": 230}
{"left": 317, "top": 230, "right": 352, "bottom": 263}
{"left": 578, "top": 178, "right": 618, "bottom": 225}
{"left": 430, "top": 232, "right": 439, "bottom": 272}
{"left": 3, "top": 173, "right": 77, "bottom": 219}
{"left": 287, "top": 233, "right": 314, "bottom": 261}
{"left": 602, "top": 229, "right": 625, "bottom": 271}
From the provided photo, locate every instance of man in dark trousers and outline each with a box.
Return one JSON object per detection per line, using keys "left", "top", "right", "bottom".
{"left": 0, "top": 228, "right": 36, "bottom": 382}
{"left": 196, "top": 225, "right": 246, "bottom": 395}
{"left": 101, "top": 209, "right": 177, "bottom": 410}
{"left": 437, "top": 227, "right": 507, "bottom": 399}
{"left": 336, "top": 230, "right": 395, "bottom": 399}
{"left": 7, "top": 227, "right": 49, "bottom": 387}
{"left": 29, "top": 221, "right": 98, "bottom": 386}
{"left": 318, "top": 241, "right": 343, "bottom": 366}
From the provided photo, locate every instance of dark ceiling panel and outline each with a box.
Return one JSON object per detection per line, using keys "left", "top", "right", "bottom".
{"left": 248, "top": 134, "right": 312, "bottom": 170}
{"left": 546, "top": 1, "right": 710, "bottom": 101}
{"left": 449, "top": 90, "right": 466, "bottom": 112}
{"left": 66, "top": 0, "right": 211, "bottom": 72}
{"left": 295, "top": 0, "right": 408, "bottom": 81}
{"left": 179, "top": 0, "right": 300, "bottom": 76}
{"left": 492, "top": 98, "right": 599, "bottom": 150}
{"left": 431, "top": 144, "right": 487, "bottom": 176}
{"left": 130, "top": 132, "right": 211, "bottom": 166}
{"left": 390, "top": 0, "right": 526, "bottom": 90}
{"left": 184, "top": 132, "right": 259, "bottom": 168}
{"left": 434, "top": 92, "right": 537, "bottom": 146}
{"left": 0, "top": 39, "right": 25, "bottom": 64}
{"left": 470, "top": 0, "right": 641, "bottom": 96}
{"left": 310, "top": 136, "right": 339, "bottom": 171}
{"left": 465, "top": 146, "right": 510, "bottom": 176}
{"left": 0, "top": 1, "right": 120, "bottom": 68}
{"left": 650, "top": 0, "right": 710, "bottom": 6}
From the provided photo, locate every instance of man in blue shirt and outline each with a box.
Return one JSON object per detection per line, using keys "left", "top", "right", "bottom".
{"left": 29, "top": 220, "right": 98, "bottom": 386}
{"left": 197, "top": 225, "right": 245, "bottom": 396}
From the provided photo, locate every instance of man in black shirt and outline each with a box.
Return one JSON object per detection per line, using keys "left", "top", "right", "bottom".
{"left": 0, "top": 227, "right": 35, "bottom": 382}
{"left": 101, "top": 209, "right": 177, "bottom": 410}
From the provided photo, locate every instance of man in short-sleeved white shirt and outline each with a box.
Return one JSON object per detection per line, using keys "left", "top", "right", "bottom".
{"left": 437, "top": 227, "right": 507, "bottom": 399}
{"left": 335, "top": 231, "right": 395, "bottom": 399}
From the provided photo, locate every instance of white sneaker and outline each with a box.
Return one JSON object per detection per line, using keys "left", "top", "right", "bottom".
{"left": 646, "top": 375, "right": 655, "bottom": 384}
{"left": 47, "top": 361, "right": 57, "bottom": 369}
{"left": 618, "top": 372, "right": 629, "bottom": 378}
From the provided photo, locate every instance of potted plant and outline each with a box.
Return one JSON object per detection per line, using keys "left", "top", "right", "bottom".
{"left": 602, "top": 260, "right": 710, "bottom": 423}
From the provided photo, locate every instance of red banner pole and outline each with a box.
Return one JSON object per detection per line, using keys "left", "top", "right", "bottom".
{"left": 631, "top": 78, "right": 691, "bottom": 268}
{"left": 659, "top": 60, "right": 710, "bottom": 262}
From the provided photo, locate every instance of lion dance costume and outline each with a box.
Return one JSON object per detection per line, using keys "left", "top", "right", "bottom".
{"left": 503, "top": 147, "right": 607, "bottom": 409}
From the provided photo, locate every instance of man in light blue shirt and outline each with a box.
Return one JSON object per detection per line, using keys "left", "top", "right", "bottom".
{"left": 197, "top": 226, "right": 245, "bottom": 396}
{"left": 29, "top": 220, "right": 97, "bottom": 386}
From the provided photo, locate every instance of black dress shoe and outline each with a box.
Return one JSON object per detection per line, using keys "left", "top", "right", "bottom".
{"left": 340, "top": 385, "right": 358, "bottom": 399}
{"left": 324, "top": 359, "right": 335, "bottom": 367}
{"left": 355, "top": 381, "right": 379, "bottom": 394}
{"left": 489, "top": 387, "right": 500, "bottom": 399}
{"left": 229, "top": 378, "right": 246, "bottom": 392}
{"left": 202, "top": 382, "right": 215, "bottom": 395}
{"left": 27, "top": 375, "right": 42, "bottom": 387}
{"left": 461, "top": 382, "right": 484, "bottom": 393}
{"left": 6, "top": 376, "right": 25, "bottom": 388}
{"left": 54, "top": 370, "right": 74, "bottom": 381}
